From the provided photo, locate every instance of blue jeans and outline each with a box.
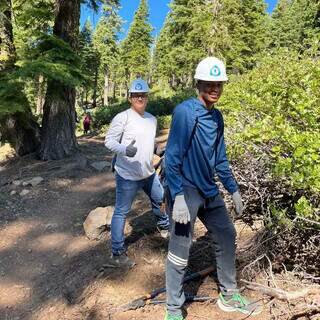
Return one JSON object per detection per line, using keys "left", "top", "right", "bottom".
{"left": 111, "top": 172, "right": 170, "bottom": 255}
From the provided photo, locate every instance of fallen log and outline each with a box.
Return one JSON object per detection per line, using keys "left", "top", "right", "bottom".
{"left": 241, "top": 279, "right": 320, "bottom": 301}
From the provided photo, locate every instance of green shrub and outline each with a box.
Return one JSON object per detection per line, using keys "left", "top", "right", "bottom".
{"left": 219, "top": 50, "right": 320, "bottom": 224}
{"left": 93, "top": 89, "right": 195, "bottom": 127}
{"left": 157, "top": 115, "right": 172, "bottom": 130}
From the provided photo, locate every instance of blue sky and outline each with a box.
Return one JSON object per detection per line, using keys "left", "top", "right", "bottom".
{"left": 80, "top": 0, "right": 278, "bottom": 39}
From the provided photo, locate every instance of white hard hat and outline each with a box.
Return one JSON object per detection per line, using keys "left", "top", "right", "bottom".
{"left": 129, "top": 78, "right": 149, "bottom": 93}
{"left": 194, "top": 57, "right": 228, "bottom": 82}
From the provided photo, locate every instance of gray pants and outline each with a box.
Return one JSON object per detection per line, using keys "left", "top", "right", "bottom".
{"left": 166, "top": 186, "right": 237, "bottom": 316}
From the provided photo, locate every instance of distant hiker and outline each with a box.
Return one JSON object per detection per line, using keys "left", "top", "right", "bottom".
{"left": 104, "top": 78, "right": 170, "bottom": 268}
{"left": 83, "top": 113, "right": 92, "bottom": 134}
{"left": 163, "top": 57, "right": 262, "bottom": 320}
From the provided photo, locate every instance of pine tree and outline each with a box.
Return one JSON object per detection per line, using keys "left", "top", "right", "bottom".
{"left": 12, "top": 0, "right": 54, "bottom": 59}
{"left": 39, "top": 0, "right": 81, "bottom": 160}
{"left": 234, "top": 0, "right": 268, "bottom": 70}
{"left": 153, "top": 0, "right": 202, "bottom": 87}
{"left": 93, "top": 3, "right": 122, "bottom": 105}
{"left": 153, "top": 16, "right": 174, "bottom": 85}
{"left": 121, "top": 0, "right": 153, "bottom": 84}
{"left": 1, "top": 0, "right": 120, "bottom": 158}
{"left": 153, "top": 0, "right": 269, "bottom": 86}
{"left": 0, "top": 0, "right": 40, "bottom": 155}
{"left": 79, "top": 19, "right": 100, "bottom": 108}
{"left": 270, "top": 0, "right": 320, "bottom": 51}
{"left": 12, "top": 0, "right": 54, "bottom": 115}
{"left": 166, "top": 0, "right": 198, "bottom": 86}
{"left": 0, "top": 0, "right": 16, "bottom": 70}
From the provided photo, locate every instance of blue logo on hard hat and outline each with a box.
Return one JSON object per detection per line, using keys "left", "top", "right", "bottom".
{"left": 210, "top": 65, "right": 221, "bottom": 77}
{"left": 135, "top": 83, "right": 143, "bottom": 90}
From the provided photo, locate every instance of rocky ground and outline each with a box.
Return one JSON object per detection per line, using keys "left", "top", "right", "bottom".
{"left": 0, "top": 137, "right": 318, "bottom": 320}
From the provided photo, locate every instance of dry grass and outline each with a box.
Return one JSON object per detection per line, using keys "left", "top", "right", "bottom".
{"left": 0, "top": 143, "right": 14, "bottom": 162}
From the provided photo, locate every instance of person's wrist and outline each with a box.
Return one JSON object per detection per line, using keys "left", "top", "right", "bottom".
{"left": 119, "top": 144, "right": 127, "bottom": 155}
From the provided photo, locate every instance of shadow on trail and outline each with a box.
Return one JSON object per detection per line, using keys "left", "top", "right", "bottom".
{"left": 126, "top": 210, "right": 160, "bottom": 247}
{"left": 0, "top": 137, "right": 221, "bottom": 320}
{"left": 0, "top": 137, "right": 167, "bottom": 319}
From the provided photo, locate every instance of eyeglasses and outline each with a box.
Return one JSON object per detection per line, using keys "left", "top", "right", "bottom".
{"left": 131, "top": 94, "right": 148, "bottom": 100}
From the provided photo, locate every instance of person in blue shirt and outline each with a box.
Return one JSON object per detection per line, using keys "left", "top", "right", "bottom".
{"left": 164, "top": 57, "right": 262, "bottom": 320}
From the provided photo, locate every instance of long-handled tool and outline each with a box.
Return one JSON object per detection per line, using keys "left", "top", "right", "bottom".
{"left": 150, "top": 294, "right": 216, "bottom": 305}
{"left": 114, "top": 266, "right": 215, "bottom": 313}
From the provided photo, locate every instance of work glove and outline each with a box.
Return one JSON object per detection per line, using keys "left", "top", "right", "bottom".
{"left": 232, "top": 191, "right": 244, "bottom": 216}
{"left": 172, "top": 194, "right": 190, "bottom": 224}
{"left": 126, "top": 139, "right": 137, "bottom": 157}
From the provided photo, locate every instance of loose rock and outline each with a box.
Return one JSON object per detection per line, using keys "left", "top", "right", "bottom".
{"left": 90, "top": 161, "right": 111, "bottom": 172}
{"left": 20, "top": 189, "right": 30, "bottom": 196}
{"left": 12, "top": 180, "right": 22, "bottom": 186}
{"left": 83, "top": 206, "right": 114, "bottom": 240}
{"left": 23, "top": 177, "right": 44, "bottom": 187}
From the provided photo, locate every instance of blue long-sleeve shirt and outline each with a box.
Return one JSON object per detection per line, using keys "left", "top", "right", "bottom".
{"left": 165, "top": 97, "right": 238, "bottom": 199}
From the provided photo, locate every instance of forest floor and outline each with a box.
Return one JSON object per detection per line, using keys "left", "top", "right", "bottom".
{"left": 0, "top": 136, "right": 318, "bottom": 320}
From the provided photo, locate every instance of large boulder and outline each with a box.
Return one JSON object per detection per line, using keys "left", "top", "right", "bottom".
{"left": 83, "top": 206, "right": 114, "bottom": 240}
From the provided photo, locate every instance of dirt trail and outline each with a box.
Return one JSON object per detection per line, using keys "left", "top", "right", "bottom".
{"left": 0, "top": 137, "right": 271, "bottom": 320}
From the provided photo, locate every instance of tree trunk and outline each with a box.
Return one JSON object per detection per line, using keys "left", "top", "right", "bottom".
{"left": 39, "top": 0, "right": 80, "bottom": 160}
{"left": 171, "top": 74, "right": 177, "bottom": 89}
{"left": 209, "top": 0, "right": 222, "bottom": 55}
{"left": 124, "top": 82, "right": 128, "bottom": 99}
{"left": 1, "top": 114, "right": 40, "bottom": 156}
{"left": 36, "top": 74, "right": 46, "bottom": 114}
{"left": 92, "top": 65, "right": 98, "bottom": 108}
{"left": 112, "top": 81, "right": 116, "bottom": 101}
{"left": 0, "top": 0, "right": 40, "bottom": 155}
{"left": 187, "top": 73, "right": 193, "bottom": 87}
{"left": 0, "top": 0, "right": 16, "bottom": 71}
{"left": 119, "top": 84, "right": 122, "bottom": 99}
{"left": 85, "top": 88, "right": 88, "bottom": 108}
{"left": 40, "top": 82, "right": 77, "bottom": 160}
{"left": 104, "top": 70, "right": 109, "bottom": 106}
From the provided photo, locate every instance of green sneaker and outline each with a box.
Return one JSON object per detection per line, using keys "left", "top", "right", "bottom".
{"left": 164, "top": 312, "right": 184, "bottom": 320}
{"left": 217, "top": 292, "right": 262, "bottom": 315}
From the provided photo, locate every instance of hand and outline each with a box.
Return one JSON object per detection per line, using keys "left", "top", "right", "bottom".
{"left": 126, "top": 139, "right": 137, "bottom": 157}
{"left": 172, "top": 194, "right": 190, "bottom": 224}
{"left": 232, "top": 191, "right": 244, "bottom": 216}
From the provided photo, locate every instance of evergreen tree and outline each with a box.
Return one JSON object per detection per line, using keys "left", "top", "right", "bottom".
{"left": 270, "top": 0, "right": 320, "bottom": 51}
{"left": 0, "top": 0, "right": 40, "bottom": 155}
{"left": 165, "top": 0, "right": 198, "bottom": 86}
{"left": 93, "top": 2, "right": 122, "bottom": 105}
{"left": 153, "top": 0, "right": 203, "bottom": 87}
{"left": 229, "top": 0, "right": 268, "bottom": 71}
{"left": 79, "top": 19, "right": 100, "bottom": 108}
{"left": 39, "top": 0, "right": 82, "bottom": 160}
{"left": 153, "top": 16, "right": 174, "bottom": 85}
{"left": 39, "top": 0, "right": 119, "bottom": 159}
{"left": 153, "top": 0, "right": 269, "bottom": 86}
{"left": 12, "top": 0, "right": 54, "bottom": 115}
{"left": 0, "top": 0, "right": 16, "bottom": 70}
{"left": 1, "top": 0, "right": 119, "bottom": 158}
{"left": 121, "top": 0, "right": 153, "bottom": 84}
{"left": 12, "top": 0, "right": 54, "bottom": 59}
